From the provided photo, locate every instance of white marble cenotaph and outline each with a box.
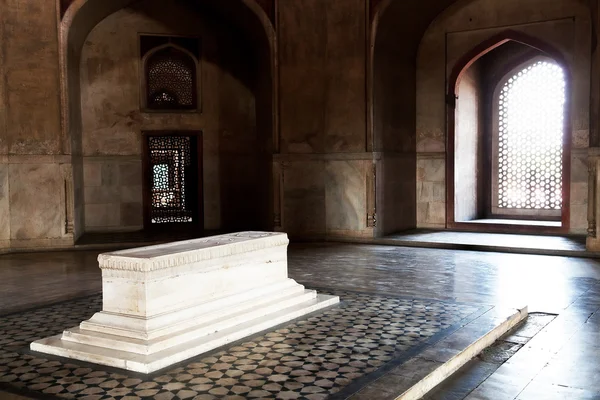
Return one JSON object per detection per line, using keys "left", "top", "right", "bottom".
{"left": 31, "top": 232, "right": 339, "bottom": 373}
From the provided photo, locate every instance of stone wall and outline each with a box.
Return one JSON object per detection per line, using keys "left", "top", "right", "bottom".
{"left": 1, "top": 0, "right": 600, "bottom": 252}
{"left": 416, "top": 0, "right": 592, "bottom": 232}
{"left": 275, "top": 0, "right": 374, "bottom": 239}
{"left": 454, "top": 61, "right": 483, "bottom": 222}
{"left": 0, "top": 1, "right": 72, "bottom": 252}
{"left": 79, "top": 0, "right": 263, "bottom": 232}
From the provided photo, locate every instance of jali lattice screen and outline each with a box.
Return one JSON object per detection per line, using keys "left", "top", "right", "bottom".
{"left": 148, "top": 136, "right": 193, "bottom": 224}
{"left": 146, "top": 47, "right": 196, "bottom": 110}
{"left": 497, "top": 60, "right": 565, "bottom": 210}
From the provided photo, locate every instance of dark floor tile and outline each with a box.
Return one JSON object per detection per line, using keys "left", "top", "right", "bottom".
{"left": 477, "top": 342, "right": 522, "bottom": 365}
{"left": 424, "top": 359, "right": 498, "bottom": 400}
{"left": 0, "top": 290, "right": 480, "bottom": 400}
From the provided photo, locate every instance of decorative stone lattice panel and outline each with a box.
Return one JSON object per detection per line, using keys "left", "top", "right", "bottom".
{"left": 497, "top": 60, "right": 565, "bottom": 210}
{"left": 147, "top": 48, "right": 195, "bottom": 109}
{"left": 148, "top": 135, "right": 193, "bottom": 224}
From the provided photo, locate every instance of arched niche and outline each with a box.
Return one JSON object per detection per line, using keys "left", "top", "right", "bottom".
{"left": 370, "top": 0, "right": 459, "bottom": 236}
{"left": 415, "top": 0, "right": 591, "bottom": 233}
{"left": 447, "top": 32, "right": 572, "bottom": 233}
{"left": 60, "top": 0, "right": 277, "bottom": 238}
{"left": 141, "top": 44, "right": 200, "bottom": 111}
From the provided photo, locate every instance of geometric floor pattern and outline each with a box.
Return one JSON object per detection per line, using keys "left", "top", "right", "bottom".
{"left": 0, "top": 290, "right": 482, "bottom": 400}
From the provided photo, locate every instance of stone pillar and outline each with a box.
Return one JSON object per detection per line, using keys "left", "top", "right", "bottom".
{"left": 586, "top": 148, "right": 600, "bottom": 250}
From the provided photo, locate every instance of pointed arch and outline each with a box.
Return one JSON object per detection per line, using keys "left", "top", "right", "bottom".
{"left": 446, "top": 32, "right": 572, "bottom": 232}
{"left": 447, "top": 30, "right": 570, "bottom": 98}
{"left": 59, "top": 0, "right": 277, "bottom": 153}
{"left": 59, "top": 0, "right": 278, "bottom": 237}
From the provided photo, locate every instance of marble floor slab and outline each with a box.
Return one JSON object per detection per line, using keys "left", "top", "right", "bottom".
{"left": 0, "top": 290, "right": 483, "bottom": 400}
{"left": 1, "top": 243, "right": 600, "bottom": 399}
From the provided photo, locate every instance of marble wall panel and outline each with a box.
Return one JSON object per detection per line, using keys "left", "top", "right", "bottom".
{"left": 569, "top": 151, "right": 588, "bottom": 233}
{"left": 72, "top": 156, "right": 85, "bottom": 240}
{"left": 376, "top": 153, "right": 417, "bottom": 236}
{"left": 572, "top": 151, "right": 589, "bottom": 184}
{"left": 417, "top": 156, "right": 446, "bottom": 227}
{"left": 325, "top": 160, "right": 367, "bottom": 232}
{"left": 9, "top": 164, "right": 63, "bottom": 240}
{"left": 283, "top": 161, "right": 326, "bottom": 235}
{"left": 571, "top": 182, "right": 587, "bottom": 206}
{"left": 570, "top": 179, "right": 587, "bottom": 233}
{"left": 83, "top": 162, "right": 102, "bottom": 188}
{"left": 417, "top": 156, "right": 445, "bottom": 183}
{"left": 571, "top": 204, "right": 588, "bottom": 234}
{"left": 83, "top": 158, "right": 142, "bottom": 231}
{"left": 85, "top": 203, "right": 121, "bottom": 228}
{"left": 0, "top": 165, "right": 9, "bottom": 240}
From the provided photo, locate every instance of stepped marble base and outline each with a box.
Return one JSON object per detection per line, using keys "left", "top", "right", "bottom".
{"left": 31, "top": 232, "right": 339, "bottom": 373}
{"left": 31, "top": 291, "right": 338, "bottom": 373}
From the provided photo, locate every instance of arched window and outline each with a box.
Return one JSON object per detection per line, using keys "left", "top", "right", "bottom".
{"left": 492, "top": 58, "right": 566, "bottom": 217}
{"left": 144, "top": 46, "right": 198, "bottom": 111}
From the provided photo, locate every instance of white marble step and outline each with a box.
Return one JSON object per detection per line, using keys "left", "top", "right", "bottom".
{"left": 62, "top": 289, "right": 321, "bottom": 355}
{"left": 31, "top": 294, "right": 339, "bottom": 373}
{"left": 82, "top": 279, "right": 304, "bottom": 339}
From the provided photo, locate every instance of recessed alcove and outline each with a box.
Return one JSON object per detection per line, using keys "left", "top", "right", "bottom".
{"left": 62, "top": 0, "right": 276, "bottom": 240}
{"left": 448, "top": 35, "right": 571, "bottom": 233}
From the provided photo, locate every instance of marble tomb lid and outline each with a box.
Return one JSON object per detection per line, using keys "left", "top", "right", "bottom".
{"left": 97, "top": 231, "right": 289, "bottom": 271}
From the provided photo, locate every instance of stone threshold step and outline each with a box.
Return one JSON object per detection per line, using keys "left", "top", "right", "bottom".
{"left": 331, "top": 236, "right": 596, "bottom": 259}
{"left": 346, "top": 305, "right": 528, "bottom": 400}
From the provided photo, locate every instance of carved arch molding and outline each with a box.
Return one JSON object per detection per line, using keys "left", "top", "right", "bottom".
{"left": 59, "top": 0, "right": 275, "bottom": 23}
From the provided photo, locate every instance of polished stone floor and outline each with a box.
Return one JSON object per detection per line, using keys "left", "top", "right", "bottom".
{"left": 1, "top": 243, "right": 600, "bottom": 399}
{"left": 0, "top": 291, "right": 482, "bottom": 399}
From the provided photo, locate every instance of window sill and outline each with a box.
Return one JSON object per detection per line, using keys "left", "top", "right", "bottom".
{"left": 449, "top": 218, "right": 565, "bottom": 234}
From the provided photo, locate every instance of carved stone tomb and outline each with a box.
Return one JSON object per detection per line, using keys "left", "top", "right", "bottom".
{"left": 31, "top": 232, "right": 339, "bottom": 373}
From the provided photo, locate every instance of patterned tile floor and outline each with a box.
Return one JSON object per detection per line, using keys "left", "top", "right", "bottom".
{"left": 0, "top": 290, "right": 482, "bottom": 400}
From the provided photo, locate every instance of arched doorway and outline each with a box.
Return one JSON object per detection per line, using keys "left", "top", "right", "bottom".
{"left": 447, "top": 32, "right": 571, "bottom": 233}
{"left": 60, "top": 0, "right": 277, "bottom": 238}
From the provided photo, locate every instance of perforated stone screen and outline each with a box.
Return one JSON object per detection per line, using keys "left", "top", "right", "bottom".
{"left": 497, "top": 60, "right": 565, "bottom": 210}
{"left": 146, "top": 47, "right": 196, "bottom": 110}
{"left": 148, "top": 136, "right": 193, "bottom": 224}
